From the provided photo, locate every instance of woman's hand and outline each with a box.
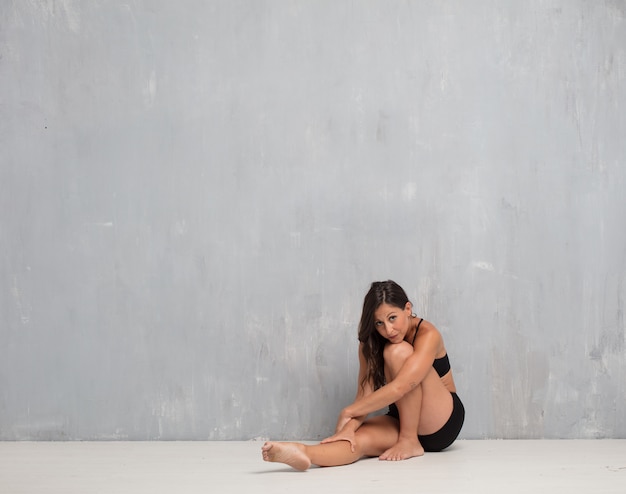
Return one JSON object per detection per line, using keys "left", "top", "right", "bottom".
{"left": 320, "top": 409, "right": 358, "bottom": 452}
{"left": 320, "top": 426, "right": 357, "bottom": 452}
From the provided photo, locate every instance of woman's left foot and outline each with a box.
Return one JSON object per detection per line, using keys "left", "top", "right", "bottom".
{"left": 379, "top": 438, "right": 424, "bottom": 461}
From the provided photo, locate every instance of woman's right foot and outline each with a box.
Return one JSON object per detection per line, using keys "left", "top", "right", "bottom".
{"left": 261, "top": 441, "right": 312, "bottom": 471}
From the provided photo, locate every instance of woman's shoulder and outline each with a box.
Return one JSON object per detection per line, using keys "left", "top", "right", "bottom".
{"left": 416, "top": 318, "right": 441, "bottom": 336}
{"left": 413, "top": 319, "right": 445, "bottom": 353}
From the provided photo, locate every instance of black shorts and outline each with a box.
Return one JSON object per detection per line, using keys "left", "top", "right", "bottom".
{"left": 387, "top": 392, "right": 465, "bottom": 452}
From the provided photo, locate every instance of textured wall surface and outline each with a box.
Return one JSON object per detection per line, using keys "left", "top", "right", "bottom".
{"left": 1, "top": 1, "right": 625, "bottom": 440}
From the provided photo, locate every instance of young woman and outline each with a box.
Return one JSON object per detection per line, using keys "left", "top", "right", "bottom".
{"left": 262, "top": 280, "right": 464, "bottom": 470}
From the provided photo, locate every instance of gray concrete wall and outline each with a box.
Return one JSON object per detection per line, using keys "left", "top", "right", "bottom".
{"left": 1, "top": 1, "right": 625, "bottom": 440}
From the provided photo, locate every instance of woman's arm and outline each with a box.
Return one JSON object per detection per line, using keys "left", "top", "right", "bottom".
{"left": 341, "top": 328, "right": 441, "bottom": 420}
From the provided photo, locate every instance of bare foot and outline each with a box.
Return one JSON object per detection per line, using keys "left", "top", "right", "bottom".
{"left": 379, "top": 437, "right": 424, "bottom": 461}
{"left": 261, "top": 441, "right": 312, "bottom": 471}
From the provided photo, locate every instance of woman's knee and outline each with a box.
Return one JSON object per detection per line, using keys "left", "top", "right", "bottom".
{"left": 383, "top": 341, "right": 413, "bottom": 365}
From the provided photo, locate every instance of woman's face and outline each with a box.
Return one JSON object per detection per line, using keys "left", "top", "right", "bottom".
{"left": 373, "top": 302, "right": 412, "bottom": 343}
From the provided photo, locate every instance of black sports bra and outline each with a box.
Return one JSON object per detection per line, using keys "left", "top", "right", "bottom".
{"left": 412, "top": 318, "right": 451, "bottom": 378}
{"left": 432, "top": 354, "right": 451, "bottom": 377}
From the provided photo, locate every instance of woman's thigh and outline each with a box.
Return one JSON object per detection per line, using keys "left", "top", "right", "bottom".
{"left": 356, "top": 415, "right": 400, "bottom": 457}
{"left": 416, "top": 367, "right": 454, "bottom": 435}
{"left": 383, "top": 342, "right": 454, "bottom": 435}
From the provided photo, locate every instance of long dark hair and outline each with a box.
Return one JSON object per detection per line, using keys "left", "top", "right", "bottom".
{"left": 358, "top": 280, "right": 411, "bottom": 390}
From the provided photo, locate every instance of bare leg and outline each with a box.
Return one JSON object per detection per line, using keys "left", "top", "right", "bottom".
{"left": 262, "top": 416, "right": 400, "bottom": 470}
{"left": 262, "top": 440, "right": 357, "bottom": 470}
{"left": 380, "top": 388, "right": 425, "bottom": 460}
{"left": 379, "top": 342, "right": 453, "bottom": 461}
{"left": 380, "top": 341, "right": 424, "bottom": 460}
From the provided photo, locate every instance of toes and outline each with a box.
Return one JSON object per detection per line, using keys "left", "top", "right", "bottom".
{"left": 380, "top": 449, "right": 411, "bottom": 461}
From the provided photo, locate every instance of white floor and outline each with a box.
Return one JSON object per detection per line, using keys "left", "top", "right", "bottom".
{"left": 0, "top": 440, "right": 625, "bottom": 493}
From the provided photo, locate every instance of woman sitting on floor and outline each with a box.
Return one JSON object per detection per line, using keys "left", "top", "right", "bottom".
{"left": 262, "top": 280, "right": 465, "bottom": 470}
